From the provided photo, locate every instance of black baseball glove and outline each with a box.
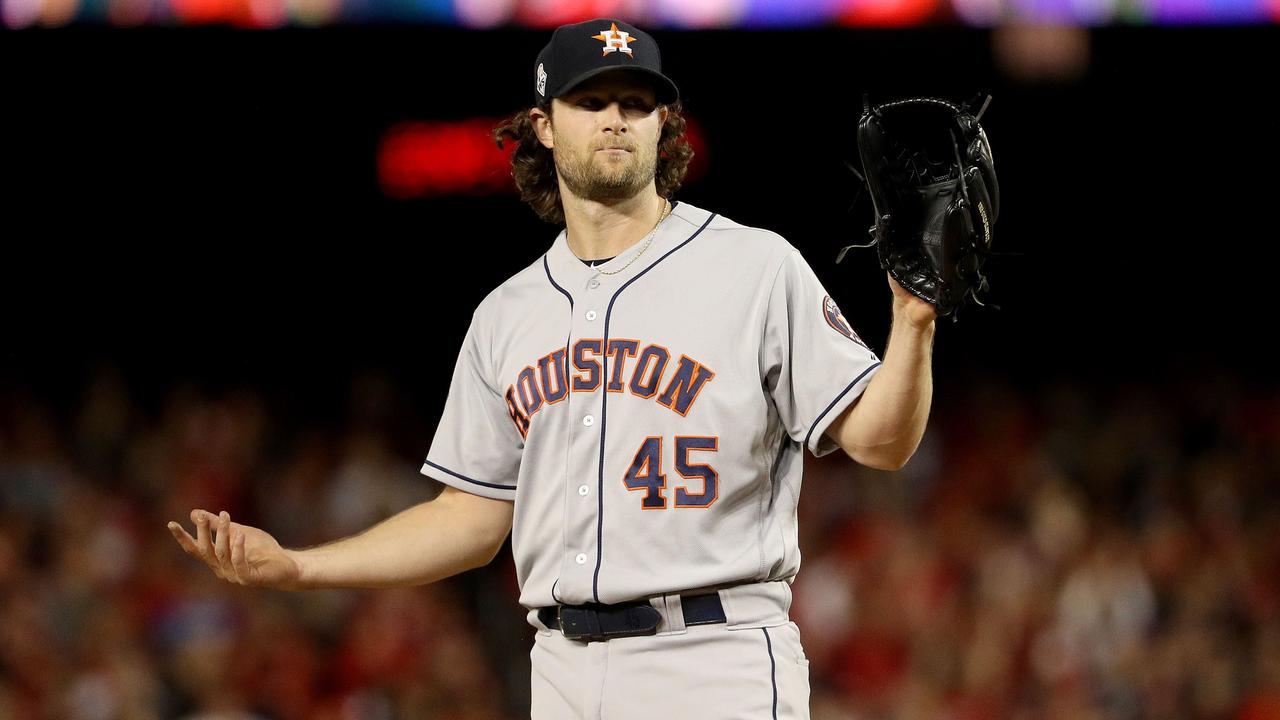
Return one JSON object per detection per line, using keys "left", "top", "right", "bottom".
{"left": 838, "top": 94, "right": 1000, "bottom": 319}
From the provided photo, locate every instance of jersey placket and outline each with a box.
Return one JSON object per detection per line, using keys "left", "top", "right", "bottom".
{"left": 557, "top": 267, "right": 611, "bottom": 604}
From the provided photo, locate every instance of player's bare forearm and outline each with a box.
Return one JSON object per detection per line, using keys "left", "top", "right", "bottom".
{"left": 169, "top": 485, "right": 512, "bottom": 590}
{"left": 292, "top": 486, "right": 513, "bottom": 590}
{"left": 827, "top": 302, "right": 935, "bottom": 471}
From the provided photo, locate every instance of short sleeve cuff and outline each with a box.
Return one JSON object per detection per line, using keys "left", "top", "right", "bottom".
{"left": 420, "top": 459, "right": 517, "bottom": 502}
{"left": 803, "top": 362, "right": 883, "bottom": 458}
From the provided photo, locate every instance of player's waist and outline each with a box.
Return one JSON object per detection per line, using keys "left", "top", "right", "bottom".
{"left": 537, "top": 592, "right": 726, "bottom": 643}
{"left": 530, "top": 578, "right": 795, "bottom": 641}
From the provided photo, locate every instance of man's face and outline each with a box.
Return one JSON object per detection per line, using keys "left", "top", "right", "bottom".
{"left": 537, "top": 72, "right": 667, "bottom": 203}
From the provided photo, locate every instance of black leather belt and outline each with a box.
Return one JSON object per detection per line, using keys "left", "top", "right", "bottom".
{"left": 538, "top": 593, "right": 726, "bottom": 642}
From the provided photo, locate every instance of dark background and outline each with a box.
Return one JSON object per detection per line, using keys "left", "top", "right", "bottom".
{"left": 5, "top": 25, "right": 1276, "bottom": 411}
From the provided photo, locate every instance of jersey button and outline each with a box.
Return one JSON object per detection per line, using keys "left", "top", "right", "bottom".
{"left": 582, "top": 415, "right": 594, "bottom": 427}
{"left": 575, "top": 553, "right": 587, "bottom": 565}
{"left": 588, "top": 280, "right": 600, "bottom": 289}
{"left": 578, "top": 484, "right": 589, "bottom": 496}
{"left": 585, "top": 310, "right": 597, "bottom": 321}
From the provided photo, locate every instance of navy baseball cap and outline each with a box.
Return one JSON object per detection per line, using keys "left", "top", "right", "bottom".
{"left": 533, "top": 18, "right": 679, "bottom": 109}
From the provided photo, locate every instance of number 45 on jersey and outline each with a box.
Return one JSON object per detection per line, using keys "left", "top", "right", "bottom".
{"left": 623, "top": 435, "right": 718, "bottom": 510}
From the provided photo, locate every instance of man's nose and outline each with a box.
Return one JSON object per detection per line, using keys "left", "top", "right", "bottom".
{"left": 599, "top": 101, "right": 627, "bottom": 131}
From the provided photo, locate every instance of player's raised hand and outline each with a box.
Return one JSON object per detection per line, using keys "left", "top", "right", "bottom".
{"left": 887, "top": 271, "right": 938, "bottom": 329}
{"left": 168, "top": 509, "right": 303, "bottom": 590}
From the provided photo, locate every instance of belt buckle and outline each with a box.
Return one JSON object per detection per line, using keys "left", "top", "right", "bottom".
{"left": 557, "top": 605, "right": 607, "bottom": 642}
{"left": 556, "top": 602, "right": 662, "bottom": 642}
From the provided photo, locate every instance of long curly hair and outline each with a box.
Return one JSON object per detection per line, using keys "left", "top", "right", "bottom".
{"left": 492, "top": 101, "right": 694, "bottom": 226}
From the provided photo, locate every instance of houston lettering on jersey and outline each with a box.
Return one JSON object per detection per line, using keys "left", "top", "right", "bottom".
{"left": 503, "top": 338, "right": 715, "bottom": 440}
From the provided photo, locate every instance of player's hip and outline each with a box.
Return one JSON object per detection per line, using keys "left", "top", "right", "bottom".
{"left": 530, "top": 620, "right": 810, "bottom": 720}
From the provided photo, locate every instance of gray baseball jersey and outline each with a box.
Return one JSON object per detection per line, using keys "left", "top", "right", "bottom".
{"left": 420, "top": 199, "right": 882, "bottom": 617}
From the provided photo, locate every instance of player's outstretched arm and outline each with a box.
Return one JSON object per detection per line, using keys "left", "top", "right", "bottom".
{"left": 825, "top": 272, "right": 936, "bottom": 471}
{"left": 168, "top": 485, "right": 513, "bottom": 590}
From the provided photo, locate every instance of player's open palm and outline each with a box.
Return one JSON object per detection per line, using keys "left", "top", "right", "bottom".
{"left": 168, "top": 509, "right": 303, "bottom": 590}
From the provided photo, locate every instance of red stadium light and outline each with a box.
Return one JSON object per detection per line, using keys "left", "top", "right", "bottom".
{"left": 513, "top": 0, "right": 611, "bottom": 28}
{"left": 171, "top": 0, "right": 249, "bottom": 25}
{"left": 377, "top": 120, "right": 517, "bottom": 199}
{"left": 837, "top": 0, "right": 941, "bottom": 27}
{"left": 377, "top": 115, "right": 708, "bottom": 200}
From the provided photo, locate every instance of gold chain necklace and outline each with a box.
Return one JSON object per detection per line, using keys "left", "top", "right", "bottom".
{"left": 592, "top": 198, "right": 672, "bottom": 276}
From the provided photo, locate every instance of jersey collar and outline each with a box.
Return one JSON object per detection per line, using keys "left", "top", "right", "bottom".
{"left": 545, "top": 200, "right": 703, "bottom": 286}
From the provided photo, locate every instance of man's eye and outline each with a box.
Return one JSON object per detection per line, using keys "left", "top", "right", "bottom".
{"left": 576, "top": 98, "right": 651, "bottom": 110}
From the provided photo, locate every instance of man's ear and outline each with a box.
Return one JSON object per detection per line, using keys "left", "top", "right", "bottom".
{"left": 531, "top": 106, "right": 554, "bottom": 149}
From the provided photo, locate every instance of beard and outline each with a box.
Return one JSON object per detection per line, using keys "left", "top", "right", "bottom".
{"left": 552, "top": 133, "right": 658, "bottom": 203}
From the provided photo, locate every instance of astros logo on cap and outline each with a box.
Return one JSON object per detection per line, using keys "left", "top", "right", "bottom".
{"left": 592, "top": 22, "right": 637, "bottom": 57}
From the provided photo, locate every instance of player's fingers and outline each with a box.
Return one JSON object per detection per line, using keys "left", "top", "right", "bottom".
{"left": 192, "top": 509, "right": 214, "bottom": 562}
{"left": 167, "top": 521, "right": 200, "bottom": 555}
{"left": 185, "top": 510, "right": 230, "bottom": 580}
{"left": 230, "top": 527, "right": 250, "bottom": 583}
{"left": 214, "top": 511, "right": 232, "bottom": 571}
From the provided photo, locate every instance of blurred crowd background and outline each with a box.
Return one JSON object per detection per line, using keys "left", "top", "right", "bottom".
{"left": 1, "top": 362, "right": 1277, "bottom": 719}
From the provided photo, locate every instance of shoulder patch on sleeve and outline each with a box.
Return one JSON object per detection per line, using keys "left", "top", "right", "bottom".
{"left": 823, "top": 294, "right": 867, "bottom": 347}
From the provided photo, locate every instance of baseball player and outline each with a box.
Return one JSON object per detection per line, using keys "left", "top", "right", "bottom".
{"left": 168, "top": 18, "right": 938, "bottom": 719}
